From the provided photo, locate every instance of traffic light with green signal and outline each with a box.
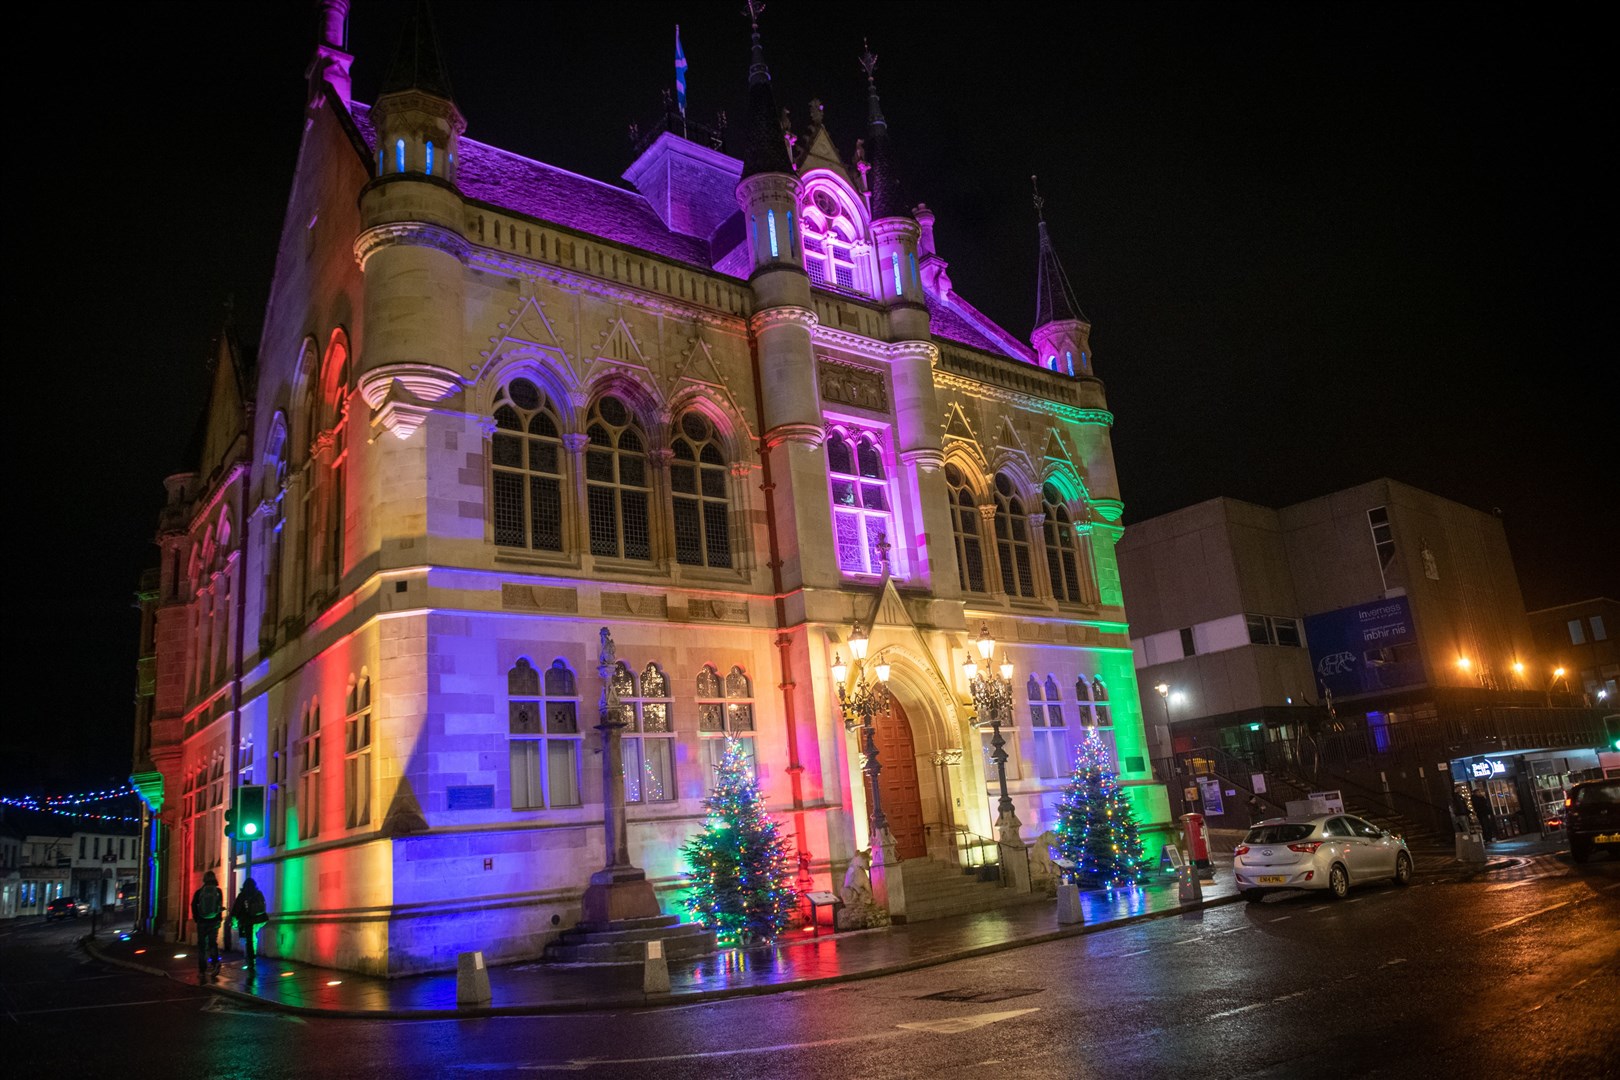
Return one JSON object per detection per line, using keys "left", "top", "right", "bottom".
{"left": 226, "top": 785, "right": 267, "bottom": 843}
{"left": 1604, "top": 714, "right": 1620, "bottom": 752}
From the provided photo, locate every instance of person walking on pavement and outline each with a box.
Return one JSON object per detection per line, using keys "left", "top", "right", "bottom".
{"left": 190, "top": 870, "right": 224, "bottom": 975}
{"left": 1248, "top": 794, "right": 1267, "bottom": 825}
{"left": 230, "top": 877, "right": 269, "bottom": 971}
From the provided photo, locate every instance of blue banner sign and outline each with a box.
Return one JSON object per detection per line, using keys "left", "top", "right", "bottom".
{"left": 1305, "top": 596, "right": 1423, "bottom": 697}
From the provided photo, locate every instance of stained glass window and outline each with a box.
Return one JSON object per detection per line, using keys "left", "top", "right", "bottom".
{"left": 827, "top": 429, "right": 893, "bottom": 575}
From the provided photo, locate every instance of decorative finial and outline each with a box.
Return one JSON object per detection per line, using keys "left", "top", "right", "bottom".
{"left": 1032, "top": 174, "right": 1045, "bottom": 221}
{"left": 745, "top": 1, "right": 770, "bottom": 85}
{"left": 809, "top": 98, "right": 824, "bottom": 128}
{"left": 860, "top": 39, "right": 878, "bottom": 84}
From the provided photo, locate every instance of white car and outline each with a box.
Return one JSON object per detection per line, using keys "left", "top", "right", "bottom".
{"left": 1233, "top": 813, "right": 1413, "bottom": 901}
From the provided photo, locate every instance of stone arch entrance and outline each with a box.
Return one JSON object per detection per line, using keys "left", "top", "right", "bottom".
{"left": 870, "top": 698, "right": 927, "bottom": 860}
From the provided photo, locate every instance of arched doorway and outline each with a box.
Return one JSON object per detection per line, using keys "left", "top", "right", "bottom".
{"left": 869, "top": 698, "right": 926, "bottom": 860}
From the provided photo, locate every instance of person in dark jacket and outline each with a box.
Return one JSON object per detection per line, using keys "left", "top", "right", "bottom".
{"left": 1248, "top": 794, "right": 1267, "bottom": 825}
{"left": 230, "top": 878, "right": 269, "bottom": 970}
{"left": 189, "top": 870, "right": 224, "bottom": 974}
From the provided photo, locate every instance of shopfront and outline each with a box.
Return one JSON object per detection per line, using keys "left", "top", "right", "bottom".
{"left": 1448, "top": 748, "right": 1606, "bottom": 840}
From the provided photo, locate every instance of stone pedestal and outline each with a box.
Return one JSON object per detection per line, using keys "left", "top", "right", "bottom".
{"left": 581, "top": 865, "right": 661, "bottom": 928}
{"left": 997, "top": 811, "right": 1032, "bottom": 894}
{"left": 1056, "top": 883, "right": 1082, "bottom": 924}
{"left": 869, "top": 831, "right": 907, "bottom": 923}
{"left": 1454, "top": 833, "right": 1487, "bottom": 864}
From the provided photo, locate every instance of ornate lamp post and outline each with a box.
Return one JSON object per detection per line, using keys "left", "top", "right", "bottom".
{"left": 831, "top": 625, "right": 903, "bottom": 914}
{"left": 581, "top": 627, "right": 661, "bottom": 927}
{"left": 963, "top": 624, "right": 1028, "bottom": 891}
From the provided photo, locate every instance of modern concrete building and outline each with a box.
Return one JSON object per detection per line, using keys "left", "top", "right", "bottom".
{"left": 1526, "top": 597, "right": 1619, "bottom": 707}
{"left": 1116, "top": 479, "right": 1609, "bottom": 838}
{"left": 133, "top": 3, "right": 1168, "bottom": 974}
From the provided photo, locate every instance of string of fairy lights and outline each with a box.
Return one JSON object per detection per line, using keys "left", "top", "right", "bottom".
{"left": 0, "top": 785, "right": 142, "bottom": 823}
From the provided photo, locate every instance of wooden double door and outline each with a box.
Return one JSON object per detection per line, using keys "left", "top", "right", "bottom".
{"left": 866, "top": 698, "right": 927, "bottom": 860}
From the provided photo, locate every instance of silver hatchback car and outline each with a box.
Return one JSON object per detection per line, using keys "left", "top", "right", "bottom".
{"left": 1233, "top": 813, "right": 1413, "bottom": 901}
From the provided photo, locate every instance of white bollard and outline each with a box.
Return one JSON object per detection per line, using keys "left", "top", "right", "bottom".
{"left": 643, "top": 938, "right": 671, "bottom": 994}
{"left": 1056, "top": 882, "right": 1082, "bottom": 924}
{"left": 456, "top": 950, "right": 492, "bottom": 1006}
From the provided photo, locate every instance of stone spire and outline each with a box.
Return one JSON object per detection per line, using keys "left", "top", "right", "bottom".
{"left": 306, "top": 0, "right": 353, "bottom": 107}
{"left": 380, "top": 0, "right": 456, "bottom": 102}
{"left": 859, "top": 41, "right": 909, "bottom": 221}
{"left": 740, "top": 0, "right": 792, "bottom": 178}
{"left": 1032, "top": 176, "right": 1087, "bottom": 328}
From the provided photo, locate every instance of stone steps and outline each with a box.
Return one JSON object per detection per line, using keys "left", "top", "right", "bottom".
{"left": 893, "top": 857, "right": 1046, "bottom": 924}
{"left": 543, "top": 917, "right": 716, "bottom": 965}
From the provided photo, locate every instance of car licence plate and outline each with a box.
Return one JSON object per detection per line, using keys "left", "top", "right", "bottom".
{"left": 1258, "top": 875, "right": 1287, "bottom": 884}
{"left": 1596, "top": 832, "right": 1620, "bottom": 843}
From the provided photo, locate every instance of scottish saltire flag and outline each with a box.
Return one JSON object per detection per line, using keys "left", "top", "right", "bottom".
{"left": 675, "top": 25, "right": 688, "bottom": 116}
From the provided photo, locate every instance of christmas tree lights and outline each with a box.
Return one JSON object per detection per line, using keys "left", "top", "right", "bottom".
{"left": 1050, "top": 727, "right": 1149, "bottom": 888}
{"left": 681, "top": 737, "right": 798, "bottom": 945}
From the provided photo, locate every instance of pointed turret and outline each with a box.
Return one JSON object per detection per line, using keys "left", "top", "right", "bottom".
{"left": 860, "top": 43, "right": 909, "bottom": 222}
{"left": 370, "top": 0, "right": 465, "bottom": 185}
{"left": 859, "top": 43, "right": 925, "bottom": 317}
{"left": 739, "top": 0, "right": 793, "bottom": 179}
{"left": 734, "top": 1, "right": 804, "bottom": 284}
{"left": 1030, "top": 177, "right": 1093, "bottom": 376}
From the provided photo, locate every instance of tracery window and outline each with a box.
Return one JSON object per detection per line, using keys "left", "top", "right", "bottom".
{"left": 671, "top": 412, "right": 732, "bottom": 568}
{"left": 1027, "top": 675, "right": 1069, "bottom": 779}
{"left": 945, "top": 464, "right": 986, "bottom": 593}
{"left": 1091, "top": 679, "right": 1110, "bottom": 727}
{"left": 800, "top": 185, "right": 863, "bottom": 292}
{"left": 297, "top": 702, "right": 321, "bottom": 840}
{"left": 585, "top": 395, "right": 652, "bottom": 561}
{"left": 826, "top": 428, "right": 893, "bottom": 575}
{"left": 1042, "top": 484, "right": 1083, "bottom": 603}
{"left": 697, "top": 665, "right": 756, "bottom": 779}
{"left": 614, "top": 662, "right": 676, "bottom": 803}
{"left": 993, "top": 474, "right": 1036, "bottom": 598}
{"left": 508, "top": 659, "right": 582, "bottom": 809}
{"left": 344, "top": 674, "right": 372, "bottom": 828}
{"left": 492, "top": 379, "right": 565, "bottom": 552}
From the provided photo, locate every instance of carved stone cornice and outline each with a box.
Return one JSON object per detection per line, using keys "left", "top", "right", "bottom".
{"left": 812, "top": 325, "right": 940, "bottom": 367}
{"left": 735, "top": 172, "right": 803, "bottom": 205}
{"left": 977, "top": 503, "right": 997, "bottom": 522}
{"left": 899, "top": 448, "right": 945, "bottom": 473}
{"left": 934, "top": 369, "right": 1114, "bottom": 427}
{"left": 818, "top": 358, "right": 888, "bottom": 412}
{"left": 354, "top": 222, "right": 471, "bottom": 270}
{"left": 357, "top": 365, "right": 462, "bottom": 442}
{"left": 1088, "top": 498, "right": 1124, "bottom": 524}
{"left": 762, "top": 422, "right": 826, "bottom": 450}
{"left": 749, "top": 306, "right": 819, "bottom": 335}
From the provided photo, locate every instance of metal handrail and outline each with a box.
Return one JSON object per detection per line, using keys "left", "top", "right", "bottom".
{"left": 927, "top": 823, "right": 1004, "bottom": 881}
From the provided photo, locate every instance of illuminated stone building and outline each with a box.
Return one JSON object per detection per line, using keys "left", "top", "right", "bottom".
{"left": 135, "top": 2, "right": 1168, "bottom": 974}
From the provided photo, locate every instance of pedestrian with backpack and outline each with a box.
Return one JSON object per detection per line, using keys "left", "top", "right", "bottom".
{"left": 230, "top": 877, "right": 269, "bottom": 971}
{"left": 190, "top": 870, "right": 224, "bottom": 975}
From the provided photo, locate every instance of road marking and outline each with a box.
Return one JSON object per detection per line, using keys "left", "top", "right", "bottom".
{"left": 1207, "top": 989, "right": 1307, "bottom": 1020}
{"left": 1269, "top": 916, "right": 1292, "bottom": 922}
{"left": 1346, "top": 898, "right": 1364, "bottom": 904}
{"left": 1219, "top": 926, "right": 1247, "bottom": 934}
{"left": 11, "top": 997, "right": 187, "bottom": 1016}
{"left": 897, "top": 1008, "right": 1041, "bottom": 1034}
{"left": 486, "top": 1010, "right": 1042, "bottom": 1070}
{"left": 1379, "top": 958, "right": 1408, "bottom": 968}
{"left": 1120, "top": 949, "right": 1151, "bottom": 957}
{"left": 1306, "top": 905, "right": 1329, "bottom": 912}
{"left": 1475, "top": 890, "right": 1615, "bottom": 934}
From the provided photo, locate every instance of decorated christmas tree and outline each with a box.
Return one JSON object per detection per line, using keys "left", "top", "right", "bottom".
{"left": 682, "top": 737, "right": 799, "bottom": 945}
{"left": 1050, "top": 727, "right": 1150, "bottom": 887}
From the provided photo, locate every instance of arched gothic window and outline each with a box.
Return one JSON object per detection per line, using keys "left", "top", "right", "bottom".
{"left": 492, "top": 378, "right": 564, "bottom": 552}
{"left": 800, "top": 184, "right": 863, "bottom": 292}
{"left": 994, "top": 474, "right": 1036, "bottom": 598}
{"left": 585, "top": 395, "right": 651, "bottom": 560}
{"left": 1091, "top": 679, "right": 1111, "bottom": 727}
{"left": 1027, "top": 675, "right": 1068, "bottom": 778}
{"left": 508, "top": 658, "right": 581, "bottom": 809}
{"left": 945, "top": 464, "right": 986, "bottom": 593}
{"left": 671, "top": 412, "right": 732, "bottom": 568}
{"left": 1043, "top": 484, "right": 1083, "bottom": 603}
{"left": 697, "top": 665, "right": 756, "bottom": 778}
{"left": 344, "top": 673, "right": 372, "bottom": 828}
{"left": 297, "top": 701, "right": 321, "bottom": 840}
{"left": 616, "top": 661, "right": 675, "bottom": 803}
{"left": 827, "top": 428, "right": 892, "bottom": 575}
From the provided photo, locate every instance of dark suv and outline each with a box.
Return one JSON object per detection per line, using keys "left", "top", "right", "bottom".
{"left": 45, "top": 897, "right": 80, "bottom": 920}
{"left": 1566, "top": 777, "right": 1620, "bottom": 863}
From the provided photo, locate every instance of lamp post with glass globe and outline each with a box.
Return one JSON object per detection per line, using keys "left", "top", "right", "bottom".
{"left": 963, "top": 624, "right": 1029, "bottom": 891}
{"left": 831, "top": 627, "right": 903, "bottom": 915}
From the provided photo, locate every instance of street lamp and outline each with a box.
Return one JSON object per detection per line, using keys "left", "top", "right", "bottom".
{"left": 831, "top": 630, "right": 893, "bottom": 839}
{"left": 963, "top": 624, "right": 1017, "bottom": 829}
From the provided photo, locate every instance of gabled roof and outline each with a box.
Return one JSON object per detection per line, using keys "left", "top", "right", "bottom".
{"left": 379, "top": 0, "right": 455, "bottom": 101}
{"left": 927, "top": 294, "right": 1036, "bottom": 363}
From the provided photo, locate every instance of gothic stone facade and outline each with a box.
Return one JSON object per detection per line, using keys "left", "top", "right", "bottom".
{"left": 139, "top": 6, "right": 1170, "bottom": 975}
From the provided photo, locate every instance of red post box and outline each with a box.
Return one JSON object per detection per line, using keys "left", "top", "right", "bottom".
{"left": 1181, "top": 812, "right": 1210, "bottom": 869}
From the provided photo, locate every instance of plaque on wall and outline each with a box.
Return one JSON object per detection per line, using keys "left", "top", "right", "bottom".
{"left": 447, "top": 785, "right": 496, "bottom": 811}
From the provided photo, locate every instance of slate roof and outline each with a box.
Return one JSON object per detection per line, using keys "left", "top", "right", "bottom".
{"left": 348, "top": 104, "right": 1036, "bottom": 366}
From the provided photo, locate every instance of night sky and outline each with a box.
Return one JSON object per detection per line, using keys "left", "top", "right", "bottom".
{"left": 8, "top": 2, "right": 1612, "bottom": 795}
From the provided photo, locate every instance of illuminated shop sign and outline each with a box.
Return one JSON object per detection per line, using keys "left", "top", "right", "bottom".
{"left": 1469, "top": 760, "right": 1507, "bottom": 778}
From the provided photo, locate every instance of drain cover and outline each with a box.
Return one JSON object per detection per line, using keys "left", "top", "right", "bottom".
{"left": 920, "top": 987, "right": 1043, "bottom": 1003}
